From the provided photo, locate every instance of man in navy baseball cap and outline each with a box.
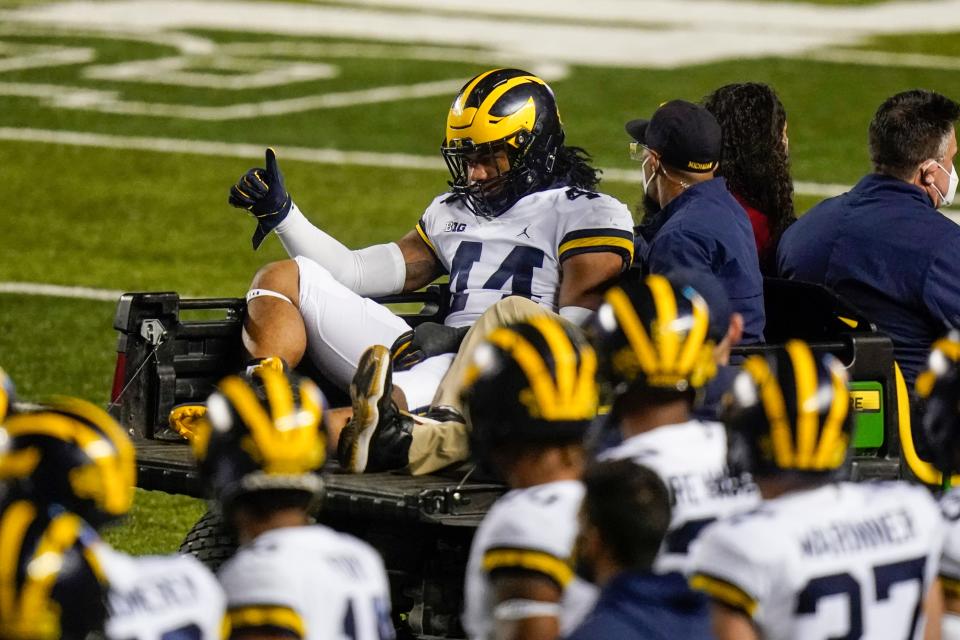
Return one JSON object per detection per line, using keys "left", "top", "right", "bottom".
{"left": 626, "top": 100, "right": 722, "bottom": 175}
{"left": 627, "top": 99, "right": 765, "bottom": 346}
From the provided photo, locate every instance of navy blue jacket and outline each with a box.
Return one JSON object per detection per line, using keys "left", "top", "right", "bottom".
{"left": 641, "top": 178, "right": 765, "bottom": 344}
{"left": 564, "top": 572, "right": 713, "bottom": 640}
{"left": 778, "top": 173, "right": 960, "bottom": 386}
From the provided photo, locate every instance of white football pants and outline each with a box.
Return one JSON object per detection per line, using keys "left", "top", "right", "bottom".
{"left": 295, "top": 256, "right": 453, "bottom": 410}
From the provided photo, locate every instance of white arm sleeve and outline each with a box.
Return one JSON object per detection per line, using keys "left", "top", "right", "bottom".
{"left": 274, "top": 202, "right": 406, "bottom": 297}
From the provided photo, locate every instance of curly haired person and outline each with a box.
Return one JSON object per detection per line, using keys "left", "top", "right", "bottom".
{"left": 703, "top": 82, "right": 795, "bottom": 273}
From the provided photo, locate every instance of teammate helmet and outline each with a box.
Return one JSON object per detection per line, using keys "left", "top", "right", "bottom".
{"left": 0, "top": 497, "right": 108, "bottom": 639}
{"left": 192, "top": 367, "right": 326, "bottom": 513}
{"left": 724, "top": 340, "right": 852, "bottom": 477}
{"left": 441, "top": 68, "right": 565, "bottom": 218}
{"left": 0, "top": 397, "right": 136, "bottom": 528}
{"left": 588, "top": 274, "right": 718, "bottom": 398}
{"left": 0, "top": 366, "right": 15, "bottom": 423}
{"left": 916, "top": 330, "right": 960, "bottom": 469}
{"left": 461, "top": 316, "right": 598, "bottom": 464}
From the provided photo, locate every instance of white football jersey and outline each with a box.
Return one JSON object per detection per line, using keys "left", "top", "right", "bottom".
{"left": 690, "top": 481, "right": 944, "bottom": 640}
{"left": 94, "top": 544, "right": 226, "bottom": 640}
{"left": 600, "top": 420, "right": 760, "bottom": 574}
{"left": 416, "top": 187, "right": 634, "bottom": 327}
{"left": 218, "top": 525, "right": 393, "bottom": 640}
{"left": 939, "top": 488, "right": 960, "bottom": 593}
{"left": 462, "top": 479, "right": 597, "bottom": 640}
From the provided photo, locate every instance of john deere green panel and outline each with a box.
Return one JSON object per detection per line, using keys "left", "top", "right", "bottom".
{"left": 851, "top": 381, "right": 884, "bottom": 449}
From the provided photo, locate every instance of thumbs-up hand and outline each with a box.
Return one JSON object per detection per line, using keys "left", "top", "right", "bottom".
{"left": 228, "top": 148, "right": 293, "bottom": 249}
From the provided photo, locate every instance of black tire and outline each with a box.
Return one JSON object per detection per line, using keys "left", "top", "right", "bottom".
{"left": 179, "top": 509, "right": 238, "bottom": 572}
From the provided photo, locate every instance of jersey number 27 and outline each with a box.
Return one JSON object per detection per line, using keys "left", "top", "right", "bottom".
{"left": 795, "top": 556, "right": 927, "bottom": 639}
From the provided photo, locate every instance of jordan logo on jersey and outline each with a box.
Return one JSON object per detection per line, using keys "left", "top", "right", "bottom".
{"left": 517, "top": 225, "right": 532, "bottom": 239}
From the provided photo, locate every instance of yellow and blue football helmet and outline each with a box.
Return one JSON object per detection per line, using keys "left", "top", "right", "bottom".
{"left": 461, "top": 316, "right": 598, "bottom": 465}
{"left": 0, "top": 397, "right": 135, "bottom": 528}
{"left": 724, "top": 340, "right": 852, "bottom": 477}
{"left": 191, "top": 367, "right": 326, "bottom": 514}
{"left": 0, "top": 495, "right": 108, "bottom": 640}
{"left": 916, "top": 330, "right": 960, "bottom": 475}
{"left": 441, "top": 68, "right": 564, "bottom": 217}
{"left": 588, "top": 274, "right": 719, "bottom": 399}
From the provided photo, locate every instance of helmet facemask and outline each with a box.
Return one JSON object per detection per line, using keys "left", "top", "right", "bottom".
{"left": 443, "top": 125, "right": 560, "bottom": 217}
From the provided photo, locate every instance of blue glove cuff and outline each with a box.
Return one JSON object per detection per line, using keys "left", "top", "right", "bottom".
{"left": 250, "top": 197, "right": 291, "bottom": 249}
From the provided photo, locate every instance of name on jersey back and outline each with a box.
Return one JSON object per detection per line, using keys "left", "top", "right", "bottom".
{"left": 108, "top": 574, "right": 199, "bottom": 617}
{"left": 799, "top": 508, "right": 916, "bottom": 558}
{"left": 668, "top": 470, "right": 756, "bottom": 507}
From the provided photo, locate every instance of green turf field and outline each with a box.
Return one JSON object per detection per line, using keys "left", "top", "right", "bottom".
{"left": 1, "top": 1, "right": 958, "bottom": 553}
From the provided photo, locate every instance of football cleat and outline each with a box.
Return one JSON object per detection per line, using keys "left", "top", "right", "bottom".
{"left": 338, "top": 345, "right": 412, "bottom": 473}
{"left": 168, "top": 403, "right": 207, "bottom": 443}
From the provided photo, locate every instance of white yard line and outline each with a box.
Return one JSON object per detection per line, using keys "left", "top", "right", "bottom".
{"left": 84, "top": 56, "right": 339, "bottom": 90}
{"left": 296, "top": 0, "right": 960, "bottom": 34}
{"left": 1, "top": 126, "right": 956, "bottom": 211}
{"left": 0, "top": 127, "right": 446, "bottom": 170}
{"left": 0, "top": 126, "right": 854, "bottom": 198}
{"left": 602, "top": 167, "right": 850, "bottom": 199}
{"left": 0, "top": 282, "right": 214, "bottom": 301}
{"left": 0, "top": 44, "right": 93, "bottom": 73}
{"left": 802, "top": 49, "right": 960, "bottom": 71}
{"left": 0, "top": 81, "right": 117, "bottom": 105}
{"left": 0, "top": 282, "right": 125, "bottom": 302}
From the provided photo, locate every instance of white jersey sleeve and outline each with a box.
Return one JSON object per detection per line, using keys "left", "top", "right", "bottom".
{"left": 553, "top": 188, "right": 635, "bottom": 269}
{"left": 96, "top": 545, "right": 226, "bottom": 640}
{"left": 463, "top": 479, "right": 597, "bottom": 639}
{"left": 690, "top": 482, "right": 944, "bottom": 640}
{"left": 218, "top": 526, "right": 393, "bottom": 640}
{"left": 687, "top": 509, "right": 778, "bottom": 619}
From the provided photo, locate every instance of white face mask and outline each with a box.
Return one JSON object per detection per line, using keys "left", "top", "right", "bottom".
{"left": 931, "top": 161, "right": 959, "bottom": 208}
{"left": 641, "top": 156, "right": 656, "bottom": 193}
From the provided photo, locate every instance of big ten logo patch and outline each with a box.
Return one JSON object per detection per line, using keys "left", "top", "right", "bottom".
{"left": 444, "top": 222, "right": 467, "bottom": 232}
